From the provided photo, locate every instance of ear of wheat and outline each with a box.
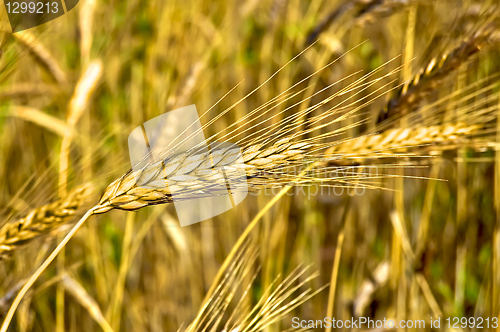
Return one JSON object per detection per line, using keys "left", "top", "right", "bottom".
{"left": 96, "top": 121, "right": 485, "bottom": 214}
{"left": 0, "top": 51, "right": 398, "bottom": 331}
{"left": 327, "top": 122, "right": 481, "bottom": 160}
{"left": 0, "top": 184, "right": 94, "bottom": 260}
{"left": 0, "top": 51, "right": 402, "bottom": 262}
{"left": 376, "top": 26, "right": 496, "bottom": 127}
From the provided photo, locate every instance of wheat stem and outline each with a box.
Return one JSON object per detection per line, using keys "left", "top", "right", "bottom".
{"left": 0, "top": 206, "right": 102, "bottom": 332}
{"left": 325, "top": 229, "right": 345, "bottom": 332}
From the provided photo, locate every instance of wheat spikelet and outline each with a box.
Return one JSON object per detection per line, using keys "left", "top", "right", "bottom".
{"left": 95, "top": 136, "right": 318, "bottom": 213}
{"left": 93, "top": 55, "right": 416, "bottom": 212}
{"left": 92, "top": 68, "right": 369, "bottom": 211}
{"left": 0, "top": 184, "right": 94, "bottom": 260}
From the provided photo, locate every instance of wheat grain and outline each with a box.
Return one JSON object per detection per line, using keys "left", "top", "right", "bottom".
{"left": 0, "top": 184, "right": 94, "bottom": 260}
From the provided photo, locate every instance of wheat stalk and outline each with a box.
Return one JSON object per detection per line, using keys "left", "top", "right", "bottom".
{"left": 0, "top": 83, "right": 58, "bottom": 101}
{"left": 0, "top": 184, "right": 94, "bottom": 260}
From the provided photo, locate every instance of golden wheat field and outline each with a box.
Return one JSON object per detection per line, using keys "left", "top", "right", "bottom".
{"left": 0, "top": 0, "right": 500, "bottom": 331}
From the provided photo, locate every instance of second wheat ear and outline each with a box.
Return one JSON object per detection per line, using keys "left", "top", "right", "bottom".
{"left": 0, "top": 184, "right": 94, "bottom": 260}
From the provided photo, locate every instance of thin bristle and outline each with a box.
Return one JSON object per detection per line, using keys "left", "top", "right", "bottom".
{"left": 95, "top": 59, "right": 406, "bottom": 212}
{"left": 184, "top": 243, "right": 322, "bottom": 332}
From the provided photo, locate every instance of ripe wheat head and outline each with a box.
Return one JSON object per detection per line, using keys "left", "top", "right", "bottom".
{"left": 0, "top": 184, "right": 94, "bottom": 260}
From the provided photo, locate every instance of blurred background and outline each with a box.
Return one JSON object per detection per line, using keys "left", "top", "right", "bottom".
{"left": 0, "top": 0, "right": 500, "bottom": 331}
